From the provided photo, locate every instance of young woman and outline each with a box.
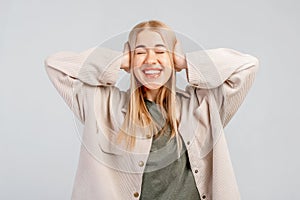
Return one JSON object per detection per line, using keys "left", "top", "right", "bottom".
{"left": 45, "top": 20, "right": 259, "bottom": 200}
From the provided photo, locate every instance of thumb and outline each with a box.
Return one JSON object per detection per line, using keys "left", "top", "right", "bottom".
{"left": 173, "top": 40, "right": 186, "bottom": 71}
{"left": 121, "top": 41, "right": 131, "bottom": 73}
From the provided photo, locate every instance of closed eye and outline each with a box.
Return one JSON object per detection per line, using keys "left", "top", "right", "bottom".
{"left": 155, "top": 47, "right": 167, "bottom": 54}
{"left": 136, "top": 52, "right": 146, "bottom": 55}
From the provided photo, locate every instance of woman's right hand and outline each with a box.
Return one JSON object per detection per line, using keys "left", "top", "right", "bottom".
{"left": 120, "top": 42, "right": 131, "bottom": 73}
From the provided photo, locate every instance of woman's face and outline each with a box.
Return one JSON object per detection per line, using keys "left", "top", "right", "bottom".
{"left": 132, "top": 29, "right": 173, "bottom": 90}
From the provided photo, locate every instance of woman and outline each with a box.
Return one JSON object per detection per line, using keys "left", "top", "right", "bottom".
{"left": 45, "top": 20, "right": 259, "bottom": 200}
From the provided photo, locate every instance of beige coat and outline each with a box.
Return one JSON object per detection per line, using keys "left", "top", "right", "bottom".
{"left": 44, "top": 45, "right": 259, "bottom": 200}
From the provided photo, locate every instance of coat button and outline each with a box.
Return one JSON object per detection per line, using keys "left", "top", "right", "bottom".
{"left": 202, "top": 194, "right": 206, "bottom": 199}
{"left": 133, "top": 192, "right": 139, "bottom": 198}
{"left": 194, "top": 169, "right": 198, "bottom": 173}
{"left": 138, "top": 161, "right": 144, "bottom": 167}
{"left": 187, "top": 141, "right": 190, "bottom": 145}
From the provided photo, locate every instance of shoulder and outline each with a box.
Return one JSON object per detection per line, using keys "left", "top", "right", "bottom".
{"left": 175, "top": 85, "right": 209, "bottom": 99}
{"left": 176, "top": 85, "right": 215, "bottom": 106}
{"left": 175, "top": 86, "right": 191, "bottom": 99}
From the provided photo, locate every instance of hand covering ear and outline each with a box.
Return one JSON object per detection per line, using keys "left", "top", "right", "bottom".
{"left": 173, "top": 39, "right": 187, "bottom": 72}
{"left": 120, "top": 41, "right": 131, "bottom": 73}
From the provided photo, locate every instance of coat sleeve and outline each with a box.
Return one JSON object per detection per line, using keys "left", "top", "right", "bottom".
{"left": 44, "top": 46, "right": 123, "bottom": 124}
{"left": 185, "top": 48, "right": 259, "bottom": 127}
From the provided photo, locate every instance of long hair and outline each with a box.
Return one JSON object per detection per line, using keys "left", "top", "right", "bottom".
{"left": 116, "top": 20, "right": 182, "bottom": 158}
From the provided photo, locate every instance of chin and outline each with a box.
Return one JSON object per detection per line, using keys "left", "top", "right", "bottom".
{"left": 143, "top": 83, "right": 163, "bottom": 90}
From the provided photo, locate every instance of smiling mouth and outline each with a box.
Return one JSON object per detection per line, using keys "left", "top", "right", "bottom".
{"left": 142, "top": 69, "right": 162, "bottom": 78}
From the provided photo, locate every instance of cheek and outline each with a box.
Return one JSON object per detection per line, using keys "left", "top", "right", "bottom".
{"left": 165, "top": 68, "right": 173, "bottom": 79}
{"left": 133, "top": 56, "right": 145, "bottom": 67}
{"left": 132, "top": 67, "right": 143, "bottom": 81}
{"left": 159, "top": 55, "right": 172, "bottom": 66}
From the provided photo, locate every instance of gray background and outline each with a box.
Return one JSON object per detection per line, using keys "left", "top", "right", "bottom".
{"left": 1, "top": 0, "right": 299, "bottom": 199}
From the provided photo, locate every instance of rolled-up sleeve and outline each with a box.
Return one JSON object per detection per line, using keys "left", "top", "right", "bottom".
{"left": 185, "top": 48, "right": 259, "bottom": 127}
{"left": 44, "top": 46, "right": 122, "bottom": 124}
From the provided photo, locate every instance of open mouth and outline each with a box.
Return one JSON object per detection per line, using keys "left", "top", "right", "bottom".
{"left": 142, "top": 69, "right": 163, "bottom": 78}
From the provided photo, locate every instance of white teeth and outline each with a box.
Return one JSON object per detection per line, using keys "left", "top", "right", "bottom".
{"left": 144, "top": 70, "right": 161, "bottom": 74}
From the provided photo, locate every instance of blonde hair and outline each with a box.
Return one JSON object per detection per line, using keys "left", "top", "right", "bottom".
{"left": 116, "top": 20, "right": 182, "bottom": 158}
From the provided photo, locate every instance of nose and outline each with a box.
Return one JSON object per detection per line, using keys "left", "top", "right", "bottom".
{"left": 145, "top": 49, "right": 157, "bottom": 64}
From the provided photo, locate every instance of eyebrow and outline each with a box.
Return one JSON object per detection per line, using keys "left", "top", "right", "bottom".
{"left": 135, "top": 44, "right": 166, "bottom": 49}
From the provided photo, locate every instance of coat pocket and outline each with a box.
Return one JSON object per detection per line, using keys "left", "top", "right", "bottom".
{"left": 97, "top": 128, "right": 124, "bottom": 156}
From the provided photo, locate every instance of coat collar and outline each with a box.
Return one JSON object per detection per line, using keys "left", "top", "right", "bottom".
{"left": 121, "top": 87, "right": 190, "bottom": 114}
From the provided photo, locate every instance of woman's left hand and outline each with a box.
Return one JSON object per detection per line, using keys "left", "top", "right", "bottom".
{"left": 173, "top": 40, "right": 187, "bottom": 72}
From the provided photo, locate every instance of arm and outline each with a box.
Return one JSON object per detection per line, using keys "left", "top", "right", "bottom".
{"left": 185, "top": 48, "right": 259, "bottom": 127}
{"left": 44, "top": 46, "right": 123, "bottom": 124}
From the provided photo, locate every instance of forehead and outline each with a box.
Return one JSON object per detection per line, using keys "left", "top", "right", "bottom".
{"left": 135, "top": 30, "right": 165, "bottom": 48}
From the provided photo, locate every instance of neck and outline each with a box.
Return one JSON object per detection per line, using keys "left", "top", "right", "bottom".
{"left": 143, "top": 87, "right": 160, "bottom": 102}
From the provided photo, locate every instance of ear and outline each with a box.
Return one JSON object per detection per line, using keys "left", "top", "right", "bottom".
{"left": 120, "top": 41, "right": 131, "bottom": 73}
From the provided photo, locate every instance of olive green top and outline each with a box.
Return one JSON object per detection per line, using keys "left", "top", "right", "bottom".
{"left": 140, "top": 99, "right": 201, "bottom": 200}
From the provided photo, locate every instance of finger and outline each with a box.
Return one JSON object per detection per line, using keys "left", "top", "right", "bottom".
{"left": 121, "top": 42, "right": 131, "bottom": 72}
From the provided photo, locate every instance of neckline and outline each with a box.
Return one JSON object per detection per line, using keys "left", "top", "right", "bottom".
{"left": 144, "top": 98, "right": 155, "bottom": 104}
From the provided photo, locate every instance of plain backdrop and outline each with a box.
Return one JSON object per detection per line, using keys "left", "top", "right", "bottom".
{"left": 1, "top": 0, "right": 299, "bottom": 199}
